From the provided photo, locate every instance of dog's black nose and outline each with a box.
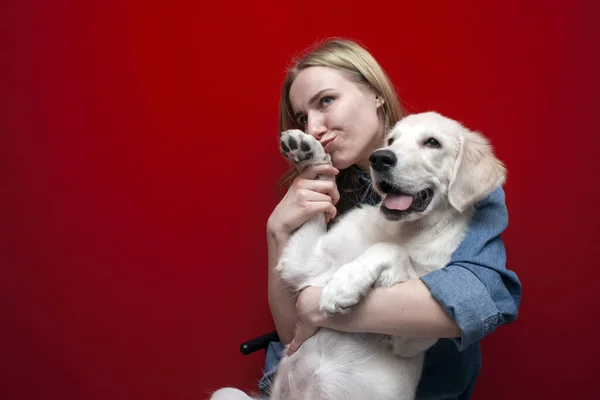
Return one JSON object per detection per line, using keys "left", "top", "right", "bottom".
{"left": 369, "top": 150, "right": 397, "bottom": 172}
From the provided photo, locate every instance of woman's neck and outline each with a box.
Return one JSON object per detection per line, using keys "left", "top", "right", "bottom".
{"left": 355, "top": 160, "right": 371, "bottom": 175}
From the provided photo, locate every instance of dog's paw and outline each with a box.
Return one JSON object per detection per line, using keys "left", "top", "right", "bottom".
{"left": 280, "top": 129, "right": 331, "bottom": 167}
{"left": 319, "top": 262, "right": 374, "bottom": 316}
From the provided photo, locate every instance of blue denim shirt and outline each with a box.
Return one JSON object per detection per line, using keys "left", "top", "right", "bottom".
{"left": 259, "top": 169, "right": 522, "bottom": 399}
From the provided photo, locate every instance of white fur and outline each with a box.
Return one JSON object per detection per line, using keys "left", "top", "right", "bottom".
{"left": 211, "top": 111, "right": 506, "bottom": 400}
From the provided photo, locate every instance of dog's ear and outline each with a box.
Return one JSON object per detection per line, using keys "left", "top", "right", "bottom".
{"left": 448, "top": 129, "right": 506, "bottom": 212}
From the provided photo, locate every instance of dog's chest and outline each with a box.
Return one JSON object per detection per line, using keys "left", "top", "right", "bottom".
{"left": 406, "top": 243, "right": 452, "bottom": 276}
{"left": 403, "top": 224, "right": 469, "bottom": 276}
{"left": 320, "top": 225, "right": 372, "bottom": 265}
{"left": 320, "top": 206, "right": 384, "bottom": 264}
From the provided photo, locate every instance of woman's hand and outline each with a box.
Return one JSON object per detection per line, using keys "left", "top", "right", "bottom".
{"left": 287, "top": 286, "right": 326, "bottom": 355}
{"left": 267, "top": 164, "right": 340, "bottom": 239}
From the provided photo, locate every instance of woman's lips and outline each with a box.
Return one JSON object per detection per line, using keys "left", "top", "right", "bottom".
{"left": 321, "top": 137, "right": 336, "bottom": 153}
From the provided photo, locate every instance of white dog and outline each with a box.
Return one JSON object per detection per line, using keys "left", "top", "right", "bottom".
{"left": 211, "top": 111, "right": 506, "bottom": 400}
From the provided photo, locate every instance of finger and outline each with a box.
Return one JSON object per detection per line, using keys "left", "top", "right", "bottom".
{"left": 287, "top": 341, "right": 297, "bottom": 356}
{"left": 300, "top": 163, "right": 339, "bottom": 177}
{"left": 330, "top": 186, "right": 340, "bottom": 205}
{"left": 305, "top": 201, "right": 337, "bottom": 218}
{"left": 287, "top": 331, "right": 303, "bottom": 356}
{"left": 288, "top": 321, "right": 316, "bottom": 356}
{"left": 298, "top": 164, "right": 339, "bottom": 180}
{"left": 325, "top": 205, "right": 337, "bottom": 222}
{"left": 323, "top": 180, "right": 339, "bottom": 205}
{"left": 287, "top": 321, "right": 300, "bottom": 356}
{"left": 296, "top": 189, "right": 334, "bottom": 204}
{"left": 296, "top": 179, "right": 338, "bottom": 202}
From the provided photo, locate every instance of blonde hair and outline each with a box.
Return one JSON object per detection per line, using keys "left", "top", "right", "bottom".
{"left": 277, "top": 38, "right": 406, "bottom": 214}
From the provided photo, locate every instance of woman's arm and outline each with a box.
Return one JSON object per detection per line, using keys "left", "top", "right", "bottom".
{"left": 267, "top": 230, "right": 296, "bottom": 345}
{"left": 312, "top": 279, "right": 461, "bottom": 338}
{"left": 266, "top": 164, "right": 340, "bottom": 345}
{"left": 293, "top": 186, "right": 522, "bottom": 351}
{"left": 419, "top": 186, "right": 521, "bottom": 350}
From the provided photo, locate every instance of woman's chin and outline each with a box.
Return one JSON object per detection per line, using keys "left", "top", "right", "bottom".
{"left": 331, "top": 154, "right": 353, "bottom": 171}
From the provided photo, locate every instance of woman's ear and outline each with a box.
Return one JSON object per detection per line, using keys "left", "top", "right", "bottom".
{"left": 375, "top": 94, "right": 385, "bottom": 108}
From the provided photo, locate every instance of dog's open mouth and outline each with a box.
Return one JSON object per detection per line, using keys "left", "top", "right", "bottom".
{"left": 377, "top": 180, "right": 434, "bottom": 219}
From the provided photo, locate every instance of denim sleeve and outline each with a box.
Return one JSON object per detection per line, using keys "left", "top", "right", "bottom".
{"left": 419, "top": 186, "right": 522, "bottom": 351}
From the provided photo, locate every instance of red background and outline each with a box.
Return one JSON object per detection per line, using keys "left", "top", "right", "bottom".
{"left": 2, "top": 1, "right": 598, "bottom": 399}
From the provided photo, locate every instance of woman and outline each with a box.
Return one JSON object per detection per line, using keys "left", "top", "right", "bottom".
{"left": 263, "top": 38, "right": 521, "bottom": 399}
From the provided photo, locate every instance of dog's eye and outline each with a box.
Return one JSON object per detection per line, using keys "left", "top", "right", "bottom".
{"left": 424, "top": 138, "right": 441, "bottom": 148}
{"left": 386, "top": 137, "right": 394, "bottom": 146}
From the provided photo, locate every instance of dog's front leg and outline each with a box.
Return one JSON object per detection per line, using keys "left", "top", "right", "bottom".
{"left": 276, "top": 212, "right": 329, "bottom": 289}
{"left": 275, "top": 129, "right": 334, "bottom": 290}
{"left": 319, "top": 242, "right": 416, "bottom": 315}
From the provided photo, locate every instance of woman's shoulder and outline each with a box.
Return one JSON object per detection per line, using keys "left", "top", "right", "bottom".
{"left": 477, "top": 185, "right": 506, "bottom": 207}
{"left": 451, "top": 185, "right": 508, "bottom": 261}
{"left": 472, "top": 185, "right": 508, "bottom": 227}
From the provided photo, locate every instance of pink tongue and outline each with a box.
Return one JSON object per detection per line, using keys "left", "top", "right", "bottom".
{"left": 384, "top": 193, "right": 414, "bottom": 211}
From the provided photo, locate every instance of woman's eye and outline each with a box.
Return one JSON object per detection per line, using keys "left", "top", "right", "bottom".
{"left": 320, "top": 96, "right": 334, "bottom": 106}
{"left": 297, "top": 115, "right": 308, "bottom": 127}
{"left": 424, "top": 138, "right": 441, "bottom": 148}
{"left": 387, "top": 137, "right": 394, "bottom": 146}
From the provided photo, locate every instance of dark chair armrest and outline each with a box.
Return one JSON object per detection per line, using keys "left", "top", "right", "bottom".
{"left": 239, "top": 330, "right": 280, "bottom": 355}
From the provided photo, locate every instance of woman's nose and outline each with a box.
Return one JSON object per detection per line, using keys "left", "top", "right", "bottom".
{"left": 305, "top": 113, "right": 326, "bottom": 139}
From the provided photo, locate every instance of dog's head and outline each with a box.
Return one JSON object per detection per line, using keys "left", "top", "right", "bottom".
{"left": 370, "top": 111, "right": 506, "bottom": 221}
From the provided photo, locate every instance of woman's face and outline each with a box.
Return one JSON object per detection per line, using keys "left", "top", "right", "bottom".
{"left": 288, "top": 66, "right": 385, "bottom": 171}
